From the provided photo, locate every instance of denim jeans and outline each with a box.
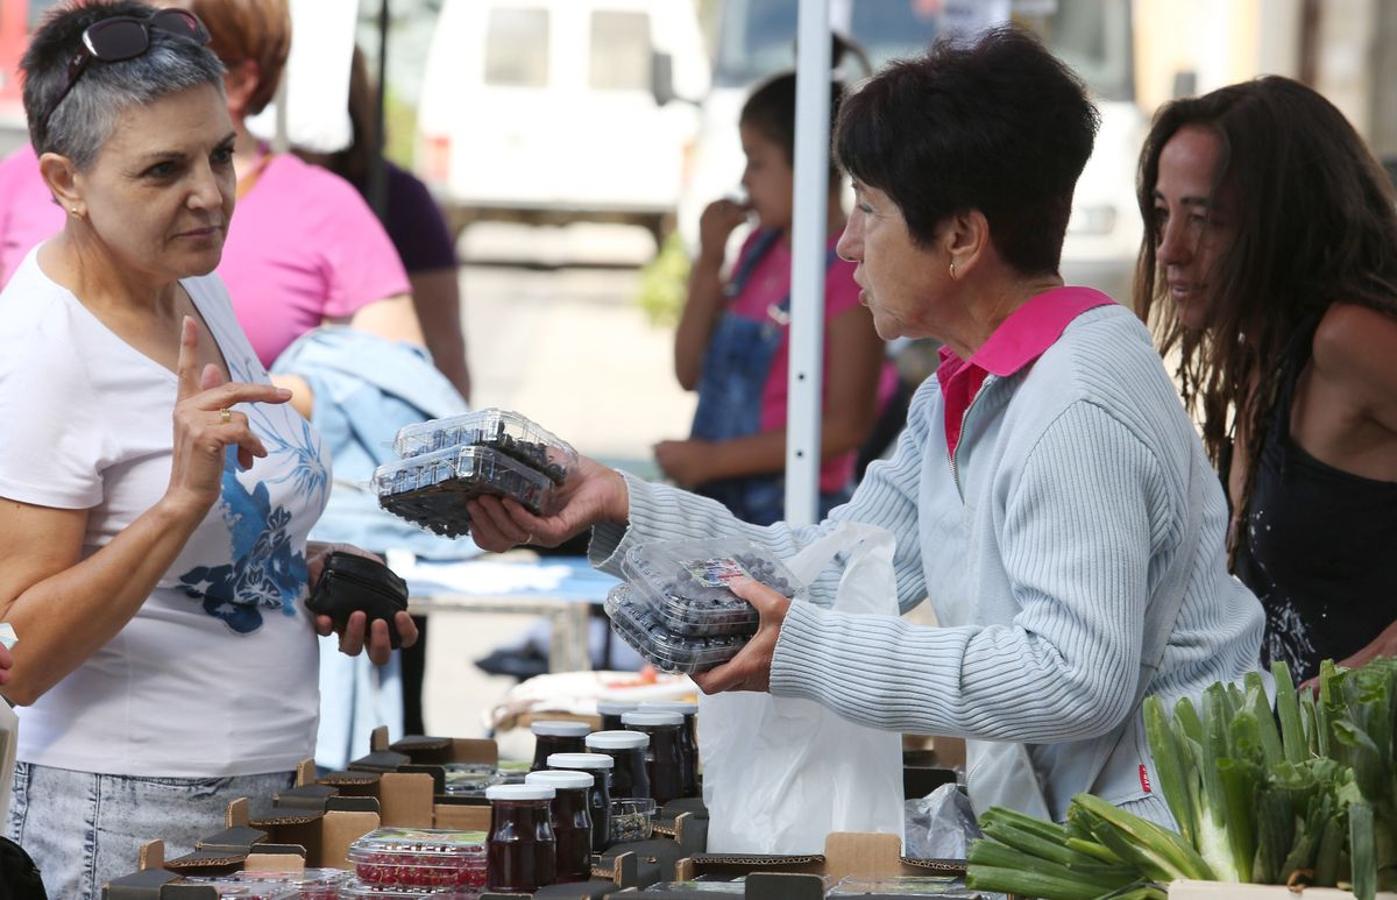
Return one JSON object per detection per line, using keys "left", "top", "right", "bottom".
{"left": 6, "top": 761, "right": 294, "bottom": 900}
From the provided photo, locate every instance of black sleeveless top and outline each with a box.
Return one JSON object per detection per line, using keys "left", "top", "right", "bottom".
{"left": 1233, "top": 319, "right": 1397, "bottom": 683}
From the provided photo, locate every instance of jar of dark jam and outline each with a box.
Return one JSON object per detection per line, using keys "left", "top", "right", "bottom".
{"left": 546, "top": 752, "right": 613, "bottom": 853}
{"left": 597, "top": 699, "right": 639, "bottom": 733}
{"left": 485, "top": 784, "right": 557, "bottom": 893}
{"left": 639, "top": 701, "right": 699, "bottom": 798}
{"left": 584, "top": 731, "right": 651, "bottom": 801}
{"left": 529, "top": 720, "right": 590, "bottom": 772}
{"left": 621, "top": 711, "right": 685, "bottom": 806}
{"left": 525, "top": 770, "right": 594, "bottom": 883}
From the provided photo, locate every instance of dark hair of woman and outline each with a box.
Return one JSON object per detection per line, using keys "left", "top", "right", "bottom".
{"left": 1134, "top": 75, "right": 1397, "bottom": 554}
{"left": 737, "top": 33, "right": 869, "bottom": 185}
{"left": 834, "top": 26, "right": 1099, "bottom": 275}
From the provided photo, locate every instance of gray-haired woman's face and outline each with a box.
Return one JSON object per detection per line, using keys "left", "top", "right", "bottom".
{"left": 72, "top": 82, "right": 236, "bottom": 281}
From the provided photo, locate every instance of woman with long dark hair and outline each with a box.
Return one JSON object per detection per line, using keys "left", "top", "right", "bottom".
{"left": 1137, "top": 76, "right": 1397, "bottom": 683}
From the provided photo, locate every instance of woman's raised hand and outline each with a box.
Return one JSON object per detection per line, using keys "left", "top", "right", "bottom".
{"left": 163, "top": 317, "right": 292, "bottom": 520}
{"left": 467, "top": 456, "right": 630, "bottom": 553}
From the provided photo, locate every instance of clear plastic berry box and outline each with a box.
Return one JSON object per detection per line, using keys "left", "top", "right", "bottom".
{"left": 338, "top": 881, "right": 477, "bottom": 898}
{"left": 183, "top": 881, "right": 299, "bottom": 900}
{"left": 374, "top": 446, "right": 555, "bottom": 537}
{"left": 621, "top": 538, "right": 802, "bottom": 637}
{"left": 442, "top": 762, "right": 502, "bottom": 798}
{"left": 205, "top": 869, "right": 352, "bottom": 900}
{"left": 604, "top": 585, "right": 747, "bottom": 674}
{"left": 393, "top": 409, "right": 579, "bottom": 485}
{"left": 347, "top": 827, "right": 488, "bottom": 891}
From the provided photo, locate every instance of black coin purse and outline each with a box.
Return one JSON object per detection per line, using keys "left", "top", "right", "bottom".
{"left": 307, "top": 551, "right": 410, "bottom": 649}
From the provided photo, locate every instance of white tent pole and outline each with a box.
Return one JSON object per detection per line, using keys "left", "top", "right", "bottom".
{"left": 784, "top": 0, "right": 832, "bottom": 527}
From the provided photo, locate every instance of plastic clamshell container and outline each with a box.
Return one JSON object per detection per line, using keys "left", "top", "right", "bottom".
{"left": 621, "top": 538, "right": 802, "bottom": 637}
{"left": 374, "top": 445, "right": 555, "bottom": 537}
{"left": 442, "top": 762, "right": 502, "bottom": 797}
{"left": 394, "top": 409, "right": 579, "bottom": 484}
{"left": 185, "top": 881, "right": 299, "bottom": 900}
{"left": 827, "top": 875, "right": 983, "bottom": 897}
{"left": 210, "top": 868, "right": 352, "bottom": 900}
{"left": 338, "top": 880, "right": 476, "bottom": 898}
{"left": 604, "top": 585, "right": 747, "bottom": 674}
{"left": 347, "top": 827, "right": 488, "bottom": 891}
{"left": 607, "top": 797, "right": 657, "bottom": 843}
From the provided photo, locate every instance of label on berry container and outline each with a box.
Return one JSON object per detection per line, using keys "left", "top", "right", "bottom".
{"left": 347, "top": 827, "right": 488, "bottom": 891}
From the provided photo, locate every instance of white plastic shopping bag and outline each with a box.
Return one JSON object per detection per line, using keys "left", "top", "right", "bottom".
{"left": 698, "top": 522, "right": 905, "bottom": 853}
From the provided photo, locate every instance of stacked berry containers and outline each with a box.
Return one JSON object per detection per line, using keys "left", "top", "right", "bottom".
{"left": 393, "top": 409, "right": 579, "bottom": 485}
{"left": 373, "top": 446, "right": 555, "bottom": 538}
{"left": 347, "top": 827, "right": 488, "bottom": 891}
{"left": 603, "top": 586, "right": 747, "bottom": 674}
{"left": 602, "top": 539, "right": 803, "bottom": 673}
{"left": 183, "top": 882, "right": 299, "bottom": 899}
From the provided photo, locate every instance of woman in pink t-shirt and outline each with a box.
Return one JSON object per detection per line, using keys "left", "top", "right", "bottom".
{"left": 184, "top": 0, "right": 424, "bottom": 417}
{"left": 658, "top": 53, "right": 895, "bottom": 525}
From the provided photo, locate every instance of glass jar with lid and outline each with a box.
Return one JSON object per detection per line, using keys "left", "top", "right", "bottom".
{"left": 485, "top": 784, "right": 557, "bottom": 893}
{"left": 639, "top": 700, "right": 699, "bottom": 798}
{"left": 529, "top": 720, "right": 591, "bottom": 771}
{"left": 621, "top": 710, "right": 685, "bottom": 806}
{"left": 547, "top": 752, "right": 613, "bottom": 852}
{"left": 596, "top": 699, "right": 639, "bottom": 733}
{"left": 584, "top": 730, "right": 651, "bottom": 800}
{"left": 525, "top": 770, "right": 594, "bottom": 882}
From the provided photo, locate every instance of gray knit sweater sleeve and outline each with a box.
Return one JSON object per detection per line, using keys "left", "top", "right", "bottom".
{"left": 587, "top": 379, "right": 939, "bottom": 612}
{"left": 769, "top": 400, "right": 1170, "bottom": 744}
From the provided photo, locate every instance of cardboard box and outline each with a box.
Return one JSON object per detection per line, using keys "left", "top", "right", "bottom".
{"left": 1168, "top": 881, "right": 1397, "bottom": 899}
{"left": 104, "top": 840, "right": 311, "bottom": 899}
{"left": 676, "top": 832, "right": 963, "bottom": 883}
{"left": 340, "top": 726, "right": 503, "bottom": 830}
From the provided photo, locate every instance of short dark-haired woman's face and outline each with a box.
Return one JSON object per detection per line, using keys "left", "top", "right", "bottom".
{"left": 1152, "top": 124, "right": 1236, "bottom": 331}
{"left": 837, "top": 180, "right": 946, "bottom": 342}
{"left": 74, "top": 83, "right": 235, "bottom": 281}
{"left": 739, "top": 123, "right": 794, "bottom": 231}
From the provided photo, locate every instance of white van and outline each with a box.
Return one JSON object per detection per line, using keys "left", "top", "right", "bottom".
{"left": 416, "top": 0, "right": 710, "bottom": 244}
{"left": 677, "top": 0, "right": 1144, "bottom": 302}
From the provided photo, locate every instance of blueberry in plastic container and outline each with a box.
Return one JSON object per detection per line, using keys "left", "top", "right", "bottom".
{"left": 393, "top": 409, "right": 579, "bottom": 485}
{"left": 621, "top": 539, "right": 802, "bottom": 638}
{"left": 603, "top": 585, "right": 747, "bottom": 674}
{"left": 373, "top": 445, "right": 556, "bottom": 538}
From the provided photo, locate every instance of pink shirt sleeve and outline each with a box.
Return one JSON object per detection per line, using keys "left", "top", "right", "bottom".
{"left": 301, "top": 165, "right": 411, "bottom": 319}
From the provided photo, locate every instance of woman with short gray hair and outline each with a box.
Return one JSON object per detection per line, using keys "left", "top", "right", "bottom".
{"left": 0, "top": 4, "right": 414, "bottom": 895}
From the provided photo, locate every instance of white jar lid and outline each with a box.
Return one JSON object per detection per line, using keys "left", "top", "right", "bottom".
{"left": 548, "top": 752, "right": 614, "bottom": 770}
{"left": 597, "top": 699, "right": 640, "bottom": 716}
{"left": 639, "top": 700, "right": 698, "bottom": 716}
{"left": 486, "top": 784, "right": 556, "bottom": 801}
{"left": 586, "top": 730, "right": 650, "bottom": 750}
{"left": 530, "top": 720, "right": 592, "bottom": 737}
{"left": 622, "top": 711, "right": 684, "bottom": 727}
{"left": 526, "top": 770, "right": 594, "bottom": 790}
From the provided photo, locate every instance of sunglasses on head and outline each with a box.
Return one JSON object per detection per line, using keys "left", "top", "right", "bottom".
{"left": 42, "top": 8, "right": 211, "bottom": 138}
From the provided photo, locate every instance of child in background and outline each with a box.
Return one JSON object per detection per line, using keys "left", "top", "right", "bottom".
{"left": 657, "top": 40, "right": 896, "bottom": 525}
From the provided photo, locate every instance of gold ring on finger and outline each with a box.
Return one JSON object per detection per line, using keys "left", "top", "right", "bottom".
{"left": 220, "top": 407, "right": 232, "bottom": 425}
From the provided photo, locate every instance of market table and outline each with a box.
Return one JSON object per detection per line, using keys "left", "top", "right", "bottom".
{"left": 388, "top": 551, "right": 620, "bottom": 673}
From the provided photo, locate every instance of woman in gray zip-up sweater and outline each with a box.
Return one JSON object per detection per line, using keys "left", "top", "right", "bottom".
{"left": 467, "top": 29, "right": 1264, "bottom": 825}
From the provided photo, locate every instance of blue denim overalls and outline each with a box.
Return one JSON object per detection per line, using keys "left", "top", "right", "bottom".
{"left": 690, "top": 228, "right": 848, "bottom": 525}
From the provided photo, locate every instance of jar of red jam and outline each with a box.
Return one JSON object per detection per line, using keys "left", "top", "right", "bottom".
{"left": 639, "top": 700, "right": 699, "bottom": 798}
{"left": 621, "top": 710, "right": 685, "bottom": 806}
{"left": 547, "top": 752, "right": 613, "bottom": 852}
{"left": 485, "top": 784, "right": 557, "bottom": 893}
{"left": 584, "top": 730, "right": 651, "bottom": 801}
{"left": 529, "top": 720, "right": 591, "bottom": 771}
{"left": 525, "top": 769, "right": 594, "bottom": 882}
{"left": 597, "top": 699, "right": 638, "bottom": 733}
